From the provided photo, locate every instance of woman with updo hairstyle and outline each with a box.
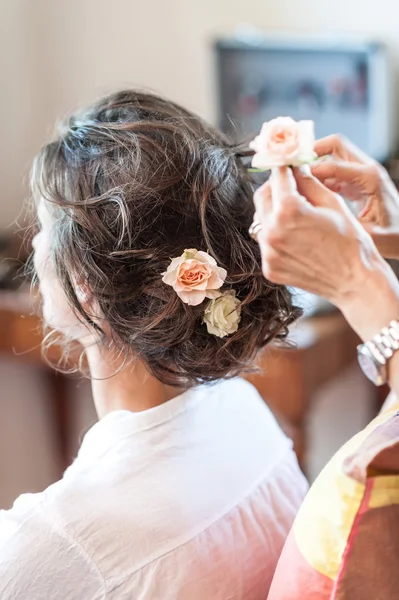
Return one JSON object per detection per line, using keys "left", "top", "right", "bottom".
{"left": 0, "top": 91, "right": 307, "bottom": 599}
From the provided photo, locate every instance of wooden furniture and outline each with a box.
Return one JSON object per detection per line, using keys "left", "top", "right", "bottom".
{"left": 0, "top": 289, "right": 377, "bottom": 469}
{"left": 0, "top": 290, "right": 72, "bottom": 471}
{"left": 248, "top": 313, "right": 362, "bottom": 465}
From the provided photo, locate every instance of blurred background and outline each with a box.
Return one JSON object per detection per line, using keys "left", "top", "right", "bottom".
{"left": 1, "top": 0, "right": 398, "bottom": 508}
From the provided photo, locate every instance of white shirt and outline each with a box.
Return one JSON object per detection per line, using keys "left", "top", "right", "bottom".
{"left": 0, "top": 378, "right": 307, "bottom": 599}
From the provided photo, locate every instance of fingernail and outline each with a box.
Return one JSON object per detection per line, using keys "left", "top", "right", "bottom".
{"left": 298, "top": 164, "right": 312, "bottom": 177}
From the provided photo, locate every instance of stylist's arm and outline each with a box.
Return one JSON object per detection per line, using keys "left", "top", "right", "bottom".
{"left": 254, "top": 166, "right": 399, "bottom": 394}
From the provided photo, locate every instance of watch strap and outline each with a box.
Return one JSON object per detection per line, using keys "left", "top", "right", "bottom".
{"left": 372, "top": 320, "right": 399, "bottom": 362}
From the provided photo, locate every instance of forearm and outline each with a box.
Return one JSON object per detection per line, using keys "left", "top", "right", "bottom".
{"left": 339, "top": 256, "right": 399, "bottom": 397}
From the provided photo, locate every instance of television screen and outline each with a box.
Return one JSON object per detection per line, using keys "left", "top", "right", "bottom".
{"left": 215, "top": 38, "right": 394, "bottom": 161}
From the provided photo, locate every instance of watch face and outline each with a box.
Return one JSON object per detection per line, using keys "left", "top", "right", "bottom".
{"left": 358, "top": 351, "right": 379, "bottom": 383}
{"left": 357, "top": 346, "right": 385, "bottom": 385}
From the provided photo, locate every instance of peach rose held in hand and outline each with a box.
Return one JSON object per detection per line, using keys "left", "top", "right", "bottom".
{"left": 162, "top": 249, "right": 227, "bottom": 306}
{"left": 250, "top": 117, "right": 316, "bottom": 170}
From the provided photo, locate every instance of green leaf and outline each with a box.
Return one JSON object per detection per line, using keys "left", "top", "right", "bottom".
{"left": 247, "top": 154, "right": 331, "bottom": 173}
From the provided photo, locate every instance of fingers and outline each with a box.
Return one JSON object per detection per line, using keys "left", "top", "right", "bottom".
{"left": 314, "top": 134, "right": 373, "bottom": 164}
{"left": 293, "top": 166, "right": 344, "bottom": 210}
{"left": 311, "top": 160, "right": 353, "bottom": 181}
{"left": 314, "top": 135, "right": 348, "bottom": 159}
{"left": 269, "top": 166, "right": 302, "bottom": 211}
{"left": 270, "top": 166, "right": 297, "bottom": 201}
{"left": 254, "top": 168, "right": 299, "bottom": 221}
{"left": 269, "top": 167, "right": 306, "bottom": 216}
{"left": 311, "top": 160, "right": 380, "bottom": 196}
{"left": 253, "top": 181, "right": 272, "bottom": 222}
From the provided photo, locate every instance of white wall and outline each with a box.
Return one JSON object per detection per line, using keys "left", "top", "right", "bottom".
{"left": 259, "top": 0, "right": 399, "bottom": 94}
{"left": 261, "top": 0, "right": 399, "bottom": 42}
{"left": 0, "top": 0, "right": 253, "bottom": 228}
{"left": 2, "top": 0, "right": 399, "bottom": 228}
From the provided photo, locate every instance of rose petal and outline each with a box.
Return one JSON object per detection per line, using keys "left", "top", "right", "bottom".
{"left": 175, "top": 278, "right": 209, "bottom": 292}
{"left": 216, "top": 266, "right": 227, "bottom": 280}
{"left": 296, "top": 121, "right": 316, "bottom": 160}
{"left": 177, "top": 288, "right": 207, "bottom": 306}
{"left": 168, "top": 256, "right": 186, "bottom": 271}
{"left": 205, "top": 289, "right": 222, "bottom": 300}
{"left": 162, "top": 269, "right": 178, "bottom": 285}
{"left": 205, "top": 321, "right": 224, "bottom": 337}
{"left": 207, "top": 269, "right": 226, "bottom": 290}
{"left": 196, "top": 251, "right": 217, "bottom": 266}
{"left": 251, "top": 153, "right": 285, "bottom": 169}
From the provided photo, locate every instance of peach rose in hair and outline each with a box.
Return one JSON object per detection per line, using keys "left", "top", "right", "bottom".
{"left": 162, "top": 249, "right": 227, "bottom": 306}
{"left": 249, "top": 117, "right": 316, "bottom": 170}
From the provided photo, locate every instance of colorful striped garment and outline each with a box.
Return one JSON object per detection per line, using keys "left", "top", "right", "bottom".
{"left": 269, "top": 403, "right": 399, "bottom": 599}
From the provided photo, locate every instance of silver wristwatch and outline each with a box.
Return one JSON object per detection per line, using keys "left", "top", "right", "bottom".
{"left": 357, "top": 320, "right": 399, "bottom": 386}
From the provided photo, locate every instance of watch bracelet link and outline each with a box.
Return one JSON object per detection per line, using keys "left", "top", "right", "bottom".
{"left": 365, "top": 320, "right": 399, "bottom": 365}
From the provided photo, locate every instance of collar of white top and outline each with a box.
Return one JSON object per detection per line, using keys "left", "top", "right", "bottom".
{"left": 76, "top": 381, "right": 216, "bottom": 463}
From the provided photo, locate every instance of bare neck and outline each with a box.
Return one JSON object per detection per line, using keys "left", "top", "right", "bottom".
{"left": 84, "top": 344, "right": 184, "bottom": 419}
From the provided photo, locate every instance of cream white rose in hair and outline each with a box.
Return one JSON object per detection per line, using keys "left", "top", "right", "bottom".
{"left": 249, "top": 117, "right": 316, "bottom": 170}
{"left": 202, "top": 290, "right": 241, "bottom": 338}
{"left": 162, "top": 249, "right": 227, "bottom": 306}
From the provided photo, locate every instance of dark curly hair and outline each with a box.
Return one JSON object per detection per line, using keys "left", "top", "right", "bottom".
{"left": 30, "top": 90, "right": 301, "bottom": 386}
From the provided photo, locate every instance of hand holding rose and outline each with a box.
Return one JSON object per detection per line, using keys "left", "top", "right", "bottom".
{"left": 253, "top": 166, "right": 399, "bottom": 343}
{"left": 250, "top": 117, "right": 399, "bottom": 260}
{"left": 250, "top": 120, "right": 399, "bottom": 394}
